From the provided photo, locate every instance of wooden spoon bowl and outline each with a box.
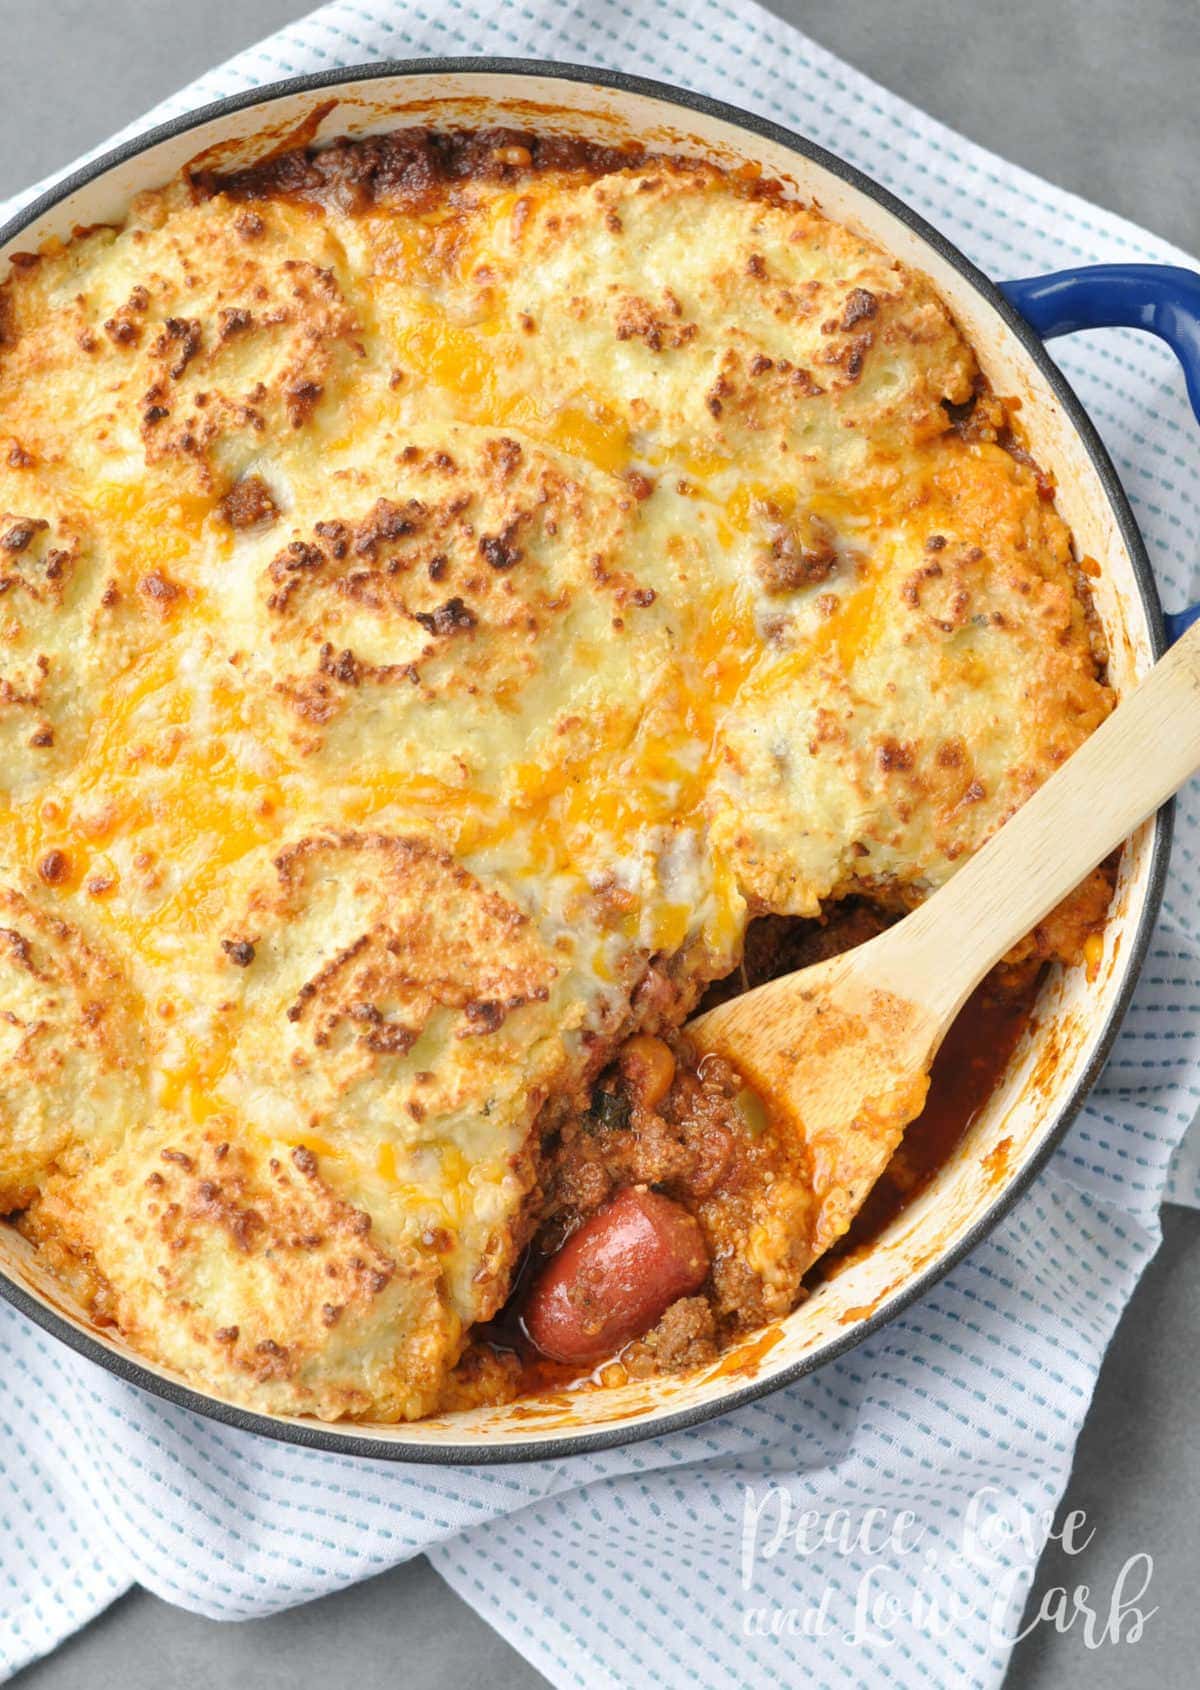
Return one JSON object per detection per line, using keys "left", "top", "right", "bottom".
{"left": 688, "top": 618, "right": 1200, "bottom": 1271}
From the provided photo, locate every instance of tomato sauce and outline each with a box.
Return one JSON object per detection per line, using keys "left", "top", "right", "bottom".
{"left": 818, "top": 966, "right": 1039, "bottom": 1269}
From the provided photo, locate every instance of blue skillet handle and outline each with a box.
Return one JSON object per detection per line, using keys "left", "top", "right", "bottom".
{"left": 1000, "top": 264, "right": 1200, "bottom": 644}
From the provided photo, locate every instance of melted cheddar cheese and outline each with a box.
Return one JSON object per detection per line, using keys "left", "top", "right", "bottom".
{"left": 0, "top": 128, "right": 1112, "bottom": 1420}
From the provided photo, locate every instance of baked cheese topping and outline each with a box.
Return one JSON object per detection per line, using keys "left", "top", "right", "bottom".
{"left": 0, "top": 128, "right": 1111, "bottom": 1419}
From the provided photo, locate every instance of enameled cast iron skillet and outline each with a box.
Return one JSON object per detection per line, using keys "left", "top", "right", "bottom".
{"left": 2, "top": 60, "right": 1199, "bottom": 1462}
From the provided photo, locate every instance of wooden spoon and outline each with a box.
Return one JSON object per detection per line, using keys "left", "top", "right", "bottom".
{"left": 686, "top": 619, "right": 1200, "bottom": 1272}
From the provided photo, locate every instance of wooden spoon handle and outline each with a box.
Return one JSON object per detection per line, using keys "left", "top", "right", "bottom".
{"left": 884, "top": 616, "right": 1200, "bottom": 1021}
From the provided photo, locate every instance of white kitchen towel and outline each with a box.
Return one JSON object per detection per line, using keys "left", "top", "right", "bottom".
{"left": 2, "top": 2, "right": 1199, "bottom": 1685}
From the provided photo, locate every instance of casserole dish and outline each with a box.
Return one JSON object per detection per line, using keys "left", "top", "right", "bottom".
{"left": 1, "top": 58, "right": 1198, "bottom": 1461}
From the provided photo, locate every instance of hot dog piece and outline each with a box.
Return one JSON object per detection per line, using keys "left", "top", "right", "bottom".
{"left": 523, "top": 1185, "right": 709, "bottom": 1365}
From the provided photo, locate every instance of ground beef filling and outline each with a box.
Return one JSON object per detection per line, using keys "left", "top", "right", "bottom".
{"left": 528, "top": 907, "right": 900, "bottom": 1372}
{"left": 456, "top": 902, "right": 1050, "bottom": 1401}
{"left": 537, "top": 1034, "right": 783, "bottom": 1346}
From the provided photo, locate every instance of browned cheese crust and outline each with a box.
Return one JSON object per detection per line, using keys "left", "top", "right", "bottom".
{"left": 0, "top": 126, "right": 1113, "bottom": 1418}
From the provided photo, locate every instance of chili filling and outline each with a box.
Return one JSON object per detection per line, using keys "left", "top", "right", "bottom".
{"left": 452, "top": 904, "right": 1043, "bottom": 1405}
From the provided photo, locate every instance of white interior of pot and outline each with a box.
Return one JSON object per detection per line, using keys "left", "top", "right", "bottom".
{"left": 0, "top": 71, "right": 1159, "bottom": 1453}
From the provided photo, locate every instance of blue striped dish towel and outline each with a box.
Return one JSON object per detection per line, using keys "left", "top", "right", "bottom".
{"left": 3, "top": 3, "right": 1200, "bottom": 1685}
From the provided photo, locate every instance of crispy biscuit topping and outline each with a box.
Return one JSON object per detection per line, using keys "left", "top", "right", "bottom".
{"left": 0, "top": 127, "right": 1112, "bottom": 1419}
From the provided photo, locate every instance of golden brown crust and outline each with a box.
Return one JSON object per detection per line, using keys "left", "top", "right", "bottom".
{"left": 234, "top": 830, "right": 558, "bottom": 1064}
{"left": 0, "top": 883, "right": 140, "bottom": 1212}
{"left": 0, "top": 126, "right": 1114, "bottom": 1419}
{"left": 0, "top": 203, "right": 366, "bottom": 502}
{"left": 24, "top": 1125, "right": 457, "bottom": 1420}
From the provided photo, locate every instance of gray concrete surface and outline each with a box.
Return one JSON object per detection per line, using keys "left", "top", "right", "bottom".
{"left": 1, "top": 1, "right": 1197, "bottom": 1685}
